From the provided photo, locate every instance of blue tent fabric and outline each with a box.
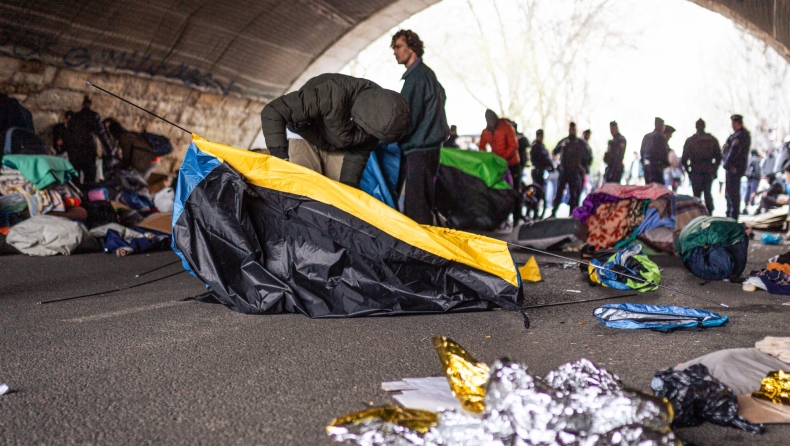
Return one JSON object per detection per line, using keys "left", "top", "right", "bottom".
{"left": 360, "top": 143, "right": 401, "bottom": 208}
{"left": 360, "top": 151, "right": 395, "bottom": 208}
{"left": 594, "top": 303, "right": 729, "bottom": 331}
{"left": 171, "top": 142, "right": 221, "bottom": 274}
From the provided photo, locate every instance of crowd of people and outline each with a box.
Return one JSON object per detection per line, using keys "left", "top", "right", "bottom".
{"left": 259, "top": 28, "right": 790, "bottom": 232}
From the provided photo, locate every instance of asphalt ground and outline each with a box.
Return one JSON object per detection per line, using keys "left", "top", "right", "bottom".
{"left": 2, "top": 240, "right": 790, "bottom": 445}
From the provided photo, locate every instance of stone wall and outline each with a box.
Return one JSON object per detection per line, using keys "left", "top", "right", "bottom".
{"left": 0, "top": 55, "right": 266, "bottom": 175}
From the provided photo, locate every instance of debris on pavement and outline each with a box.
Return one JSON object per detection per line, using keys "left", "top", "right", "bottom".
{"left": 651, "top": 364, "right": 764, "bottom": 433}
{"left": 593, "top": 303, "right": 728, "bottom": 331}
{"left": 0, "top": 383, "right": 8, "bottom": 396}
{"left": 328, "top": 336, "right": 677, "bottom": 445}
{"left": 517, "top": 256, "right": 541, "bottom": 282}
{"left": 584, "top": 244, "right": 661, "bottom": 292}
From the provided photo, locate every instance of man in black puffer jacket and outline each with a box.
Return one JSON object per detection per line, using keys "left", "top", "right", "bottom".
{"left": 260, "top": 73, "right": 409, "bottom": 189}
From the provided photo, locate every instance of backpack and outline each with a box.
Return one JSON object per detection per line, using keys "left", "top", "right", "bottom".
{"left": 142, "top": 132, "right": 174, "bottom": 156}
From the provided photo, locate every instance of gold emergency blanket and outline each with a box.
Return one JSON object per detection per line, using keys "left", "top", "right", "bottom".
{"left": 433, "top": 336, "right": 489, "bottom": 413}
{"left": 327, "top": 407, "right": 438, "bottom": 435}
{"left": 752, "top": 370, "right": 790, "bottom": 405}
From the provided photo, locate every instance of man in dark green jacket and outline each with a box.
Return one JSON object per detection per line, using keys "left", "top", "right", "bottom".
{"left": 260, "top": 73, "right": 409, "bottom": 188}
{"left": 391, "top": 29, "right": 450, "bottom": 224}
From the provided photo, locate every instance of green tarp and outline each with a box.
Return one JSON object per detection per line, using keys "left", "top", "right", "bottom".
{"left": 2, "top": 154, "right": 78, "bottom": 190}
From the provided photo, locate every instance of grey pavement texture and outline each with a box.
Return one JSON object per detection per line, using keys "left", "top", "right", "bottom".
{"left": 2, "top": 241, "right": 790, "bottom": 445}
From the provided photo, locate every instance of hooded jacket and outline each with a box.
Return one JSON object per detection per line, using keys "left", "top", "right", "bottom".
{"left": 479, "top": 119, "right": 520, "bottom": 166}
{"left": 260, "top": 74, "right": 409, "bottom": 153}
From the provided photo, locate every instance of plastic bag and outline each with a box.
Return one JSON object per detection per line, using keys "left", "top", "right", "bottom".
{"left": 651, "top": 364, "right": 764, "bottom": 433}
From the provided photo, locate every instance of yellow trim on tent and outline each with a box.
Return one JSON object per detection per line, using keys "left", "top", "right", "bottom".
{"left": 191, "top": 135, "right": 518, "bottom": 287}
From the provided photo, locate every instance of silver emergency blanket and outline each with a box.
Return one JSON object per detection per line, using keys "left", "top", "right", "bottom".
{"left": 328, "top": 359, "right": 678, "bottom": 445}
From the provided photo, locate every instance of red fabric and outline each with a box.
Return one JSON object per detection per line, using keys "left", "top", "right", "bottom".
{"left": 0, "top": 227, "right": 9, "bottom": 236}
{"left": 479, "top": 120, "right": 520, "bottom": 166}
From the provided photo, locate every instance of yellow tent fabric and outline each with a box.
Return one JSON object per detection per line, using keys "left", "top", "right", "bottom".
{"left": 190, "top": 135, "right": 518, "bottom": 287}
{"left": 518, "top": 256, "right": 542, "bottom": 283}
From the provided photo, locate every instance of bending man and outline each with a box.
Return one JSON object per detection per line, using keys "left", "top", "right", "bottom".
{"left": 260, "top": 73, "right": 409, "bottom": 189}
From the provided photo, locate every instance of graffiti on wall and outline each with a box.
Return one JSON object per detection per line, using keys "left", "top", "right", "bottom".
{"left": 1, "top": 28, "right": 243, "bottom": 97}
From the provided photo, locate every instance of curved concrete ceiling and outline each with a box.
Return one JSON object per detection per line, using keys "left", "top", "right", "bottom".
{"left": 1, "top": 0, "right": 788, "bottom": 101}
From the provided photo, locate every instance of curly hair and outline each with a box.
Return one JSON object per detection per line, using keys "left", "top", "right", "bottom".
{"left": 391, "top": 29, "right": 424, "bottom": 57}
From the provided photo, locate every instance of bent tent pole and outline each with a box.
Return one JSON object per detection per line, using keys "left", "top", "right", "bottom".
{"left": 37, "top": 270, "right": 187, "bottom": 305}
{"left": 507, "top": 242, "right": 729, "bottom": 308}
{"left": 86, "top": 81, "right": 192, "bottom": 134}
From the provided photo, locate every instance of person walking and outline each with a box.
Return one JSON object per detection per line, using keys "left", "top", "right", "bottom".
{"left": 63, "top": 95, "right": 112, "bottom": 184}
{"left": 722, "top": 114, "right": 751, "bottom": 220}
{"left": 550, "top": 122, "right": 591, "bottom": 217}
{"left": 390, "top": 29, "right": 450, "bottom": 224}
{"left": 603, "top": 121, "right": 626, "bottom": 184}
{"left": 681, "top": 118, "right": 721, "bottom": 214}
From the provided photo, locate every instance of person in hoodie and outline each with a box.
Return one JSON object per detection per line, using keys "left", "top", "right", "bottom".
{"left": 260, "top": 73, "right": 409, "bottom": 189}
{"left": 479, "top": 110, "right": 522, "bottom": 225}
{"left": 391, "top": 29, "right": 450, "bottom": 224}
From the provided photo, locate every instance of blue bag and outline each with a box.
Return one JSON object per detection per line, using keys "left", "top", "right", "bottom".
{"left": 143, "top": 132, "right": 174, "bottom": 156}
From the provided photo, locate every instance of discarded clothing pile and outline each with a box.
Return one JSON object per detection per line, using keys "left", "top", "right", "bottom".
{"left": 0, "top": 153, "right": 174, "bottom": 257}
{"left": 0, "top": 155, "right": 84, "bottom": 254}
{"left": 575, "top": 183, "right": 708, "bottom": 253}
{"left": 172, "top": 136, "right": 523, "bottom": 318}
{"left": 675, "top": 216, "right": 748, "bottom": 281}
{"left": 583, "top": 244, "right": 661, "bottom": 292}
{"left": 665, "top": 336, "right": 790, "bottom": 425}
{"left": 329, "top": 337, "right": 677, "bottom": 445}
{"left": 746, "top": 250, "right": 790, "bottom": 295}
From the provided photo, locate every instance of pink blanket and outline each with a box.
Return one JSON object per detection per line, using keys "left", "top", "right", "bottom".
{"left": 594, "top": 183, "right": 671, "bottom": 201}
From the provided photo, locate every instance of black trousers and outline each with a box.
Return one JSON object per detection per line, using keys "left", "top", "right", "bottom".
{"left": 689, "top": 171, "right": 715, "bottom": 215}
{"left": 552, "top": 170, "right": 583, "bottom": 215}
{"left": 72, "top": 158, "right": 96, "bottom": 185}
{"left": 509, "top": 164, "right": 523, "bottom": 223}
{"left": 643, "top": 162, "right": 664, "bottom": 185}
{"left": 604, "top": 165, "right": 623, "bottom": 184}
{"left": 725, "top": 171, "right": 742, "bottom": 220}
{"left": 531, "top": 168, "right": 545, "bottom": 190}
{"left": 402, "top": 148, "right": 441, "bottom": 225}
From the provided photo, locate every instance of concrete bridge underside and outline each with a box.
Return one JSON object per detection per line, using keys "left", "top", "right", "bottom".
{"left": 1, "top": 0, "right": 788, "bottom": 169}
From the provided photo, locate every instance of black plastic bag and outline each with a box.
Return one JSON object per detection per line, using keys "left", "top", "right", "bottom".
{"left": 651, "top": 364, "right": 764, "bottom": 434}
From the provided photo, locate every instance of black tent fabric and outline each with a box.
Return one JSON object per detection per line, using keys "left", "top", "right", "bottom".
{"left": 172, "top": 136, "right": 524, "bottom": 319}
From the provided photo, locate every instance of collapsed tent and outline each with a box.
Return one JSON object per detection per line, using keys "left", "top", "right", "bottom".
{"left": 585, "top": 245, "right": 661, "bottom": 292}
{"left": 594, "top": 303, "right": 728, "bottom": 331}
{"left": 172, "top": 136, "right": 524, "bottom": 318}
{"left": 675, "top": 216, "right": 748, "bottom": 281}
{"left": 434, "top": 148, "right": 520, "bottom": 231}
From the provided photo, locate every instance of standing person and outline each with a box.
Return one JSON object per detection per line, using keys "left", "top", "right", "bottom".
{"left": 260, "top": 74, "right": 409, "bottom": 189}
{"left": 509, "top": 120, "right": 530, "bottom": 183}
{"left": 744, "top": 150, "right": 762, "bottom": 208}
{"left": 663, "top": 125, "right": 680, "bottom": 190}
{"left": 63, "top": 95, "right": 112, "bottom": 185}
{"left": 52, "top": 110, "right": 73, "bottom": 155}
{"left": 479, "top": 110, "right": 520, "bottom": 180}
{"left": 550, "top": 122, "right": 591, "bottom": 218}
{"left": 479, "top": 110, "right": 521, "bottom": 225}
{"left": 530, "top": 129, "right": 552, "bottom": 191}
{"left": 722, "top": 114, "right": 751, "bottom": 220}
{"left": 603, "top": 121, "right": 627, "bottom": 184}
{"left": 391, "top": 29, "right": 450, "bottom": 224}
{"left": 681, "top": 118, "right": 721, "bottom": 214}
{"left": 640, "top": 117, "right": 669, "bottom": 185}
{"left": 445, "top": 125, "right": 459, "bottom": 148}
{"left": 762, "top": 148, "right": 776, "bottom": 178}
